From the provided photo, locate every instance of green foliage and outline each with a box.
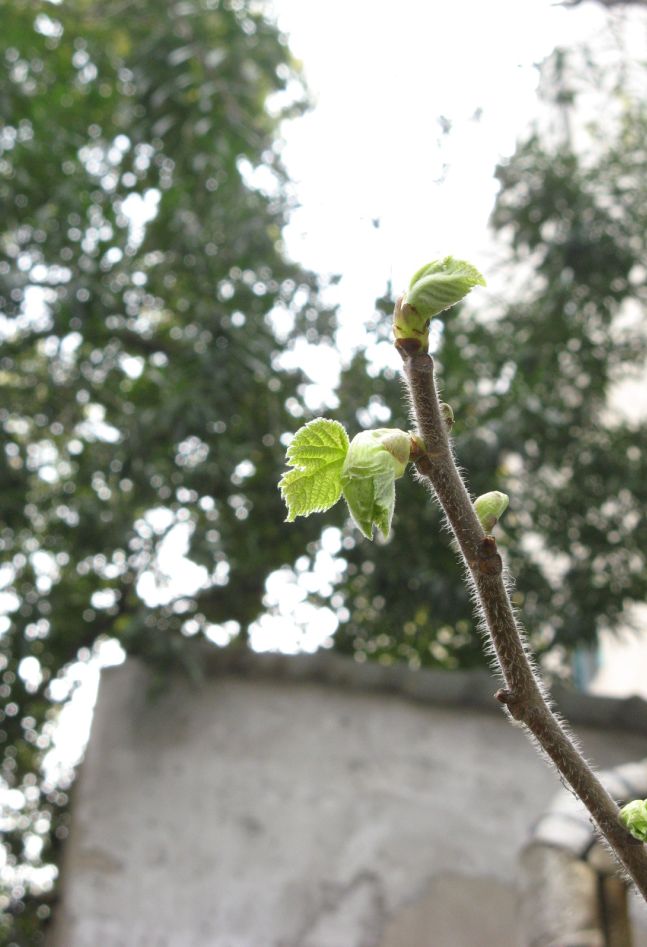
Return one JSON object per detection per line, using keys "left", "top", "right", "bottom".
{"left": 3, "top": 8, "right": 647, "bottom": 936}
{"left": 0, "top": 0, "right": 334, "bottom": 939}
{"left": 280, "top": 423, "right": 411, "bottom": 539}
{"left": 279, "top": 419, "right": 349, "bottom": 521}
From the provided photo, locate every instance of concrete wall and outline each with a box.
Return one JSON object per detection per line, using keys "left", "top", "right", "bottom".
{"left": 50, "top": 651, "right": 647, "bottom": 947}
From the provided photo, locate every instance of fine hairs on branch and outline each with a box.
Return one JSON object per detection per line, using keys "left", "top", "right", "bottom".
{"left": 279, "top": 256, "right": 647, "bottom": 897}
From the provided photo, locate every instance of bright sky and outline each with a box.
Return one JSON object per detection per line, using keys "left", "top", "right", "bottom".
{"left": 274, "top": 0, "right": 609, "bottom": 342}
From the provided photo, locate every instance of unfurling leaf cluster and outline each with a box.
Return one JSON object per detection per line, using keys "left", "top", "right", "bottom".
{"left": 279, "top": 420, "right": 412, "bottom": 540}
{"left": 407, "top": 257, "right": 486, "bottom": 317}
{"left": 393, "top": 256, "right": 486, "bottom": 351}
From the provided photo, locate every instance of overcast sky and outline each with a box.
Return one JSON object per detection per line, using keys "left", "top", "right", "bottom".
{"left": 274, "top": 0, "right": 609, "bottom": 316}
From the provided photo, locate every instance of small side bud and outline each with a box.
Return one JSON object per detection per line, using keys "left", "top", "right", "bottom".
{"left": 474, "top": 491, "right": 509, "bottom": 533}
{"left": 620, "top": 799, "right": 647, "bottom": 842}
{"left": 439, "top": 402, "right": 454, "bottom": 429}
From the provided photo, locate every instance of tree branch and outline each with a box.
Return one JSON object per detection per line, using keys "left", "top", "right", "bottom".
{"left": 401, "top": 347, "right": 647, "bottom": 897}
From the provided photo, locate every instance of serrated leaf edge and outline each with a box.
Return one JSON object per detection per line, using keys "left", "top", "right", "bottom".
{"left": 279, "top": 418, "right": 349, "bottom": 521}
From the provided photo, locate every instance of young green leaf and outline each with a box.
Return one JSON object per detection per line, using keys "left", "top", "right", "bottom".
{"left": 340, "top": 429, "right": 410, "bottom": 539}
{"left": 394, "top": 256, "right": 485, "bottom": 352}
{"left": 279, "top": 418, "right": 349, "bottom": 522}
{"left": 342, "top": 467, "right": 396, "bottom": 540}
{"left": 407, "top": 256, "right": 486, "bottom": 318}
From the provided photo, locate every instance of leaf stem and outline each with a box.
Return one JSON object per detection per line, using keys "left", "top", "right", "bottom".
{"left": 401, "top": 348, "right": 647, "bottom": 898}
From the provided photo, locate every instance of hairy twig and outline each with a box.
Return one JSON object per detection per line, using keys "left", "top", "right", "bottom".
{"left": 400, "top": 346, "right": 647, "bottom": 897}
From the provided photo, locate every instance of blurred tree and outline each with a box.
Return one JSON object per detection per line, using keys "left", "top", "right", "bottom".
{"left": 562, "top": 1, "right": 647, "bottom": 7}
{"left": 328, "top": 44, "right": 647, "bottom": 672}
{"left": 0, "top": 0, "right": 334, "bottom": 940}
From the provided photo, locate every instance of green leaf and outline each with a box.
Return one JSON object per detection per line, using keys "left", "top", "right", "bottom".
{"left": 279, "top": 418, "right": 349, "bottom": 521}
{"left": 394, "top": 257, "right": 486, "bottom": 353}
{"left": 340, "top": 429, "right": 410, "bottom": 539}
{"left": 406, "top": 256, "right": 486, "bottom": 319}
{"left": 342, "top": 467, "right": 396, "bottom": 540}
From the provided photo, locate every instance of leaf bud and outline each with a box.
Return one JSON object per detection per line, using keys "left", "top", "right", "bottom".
{"left": 474, "top": 491, "right": 509, "bottom": 533}
{"left": 341, "top": 428, "right": 411, "bottom": 539}
{"left": 394, "top": 256, "right": 485, "bottom": 353}
{"left": 620, "top": 799, "right": 647, "bottom": 842}
{"left": 439, "top": 402, "right": 454, "bottom": 429}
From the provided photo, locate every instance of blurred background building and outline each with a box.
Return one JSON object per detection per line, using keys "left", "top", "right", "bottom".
{"left": 48, "top": 653, "right": 647, "bottom": 947}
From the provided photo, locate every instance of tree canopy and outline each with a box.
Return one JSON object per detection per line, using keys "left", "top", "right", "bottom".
{"left": 0, "top": 0, "right": 334, "bottom": 939}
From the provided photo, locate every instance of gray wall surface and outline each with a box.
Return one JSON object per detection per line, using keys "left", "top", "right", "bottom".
{"left": 50, "top": 652, "right": 647, "bottom": 947}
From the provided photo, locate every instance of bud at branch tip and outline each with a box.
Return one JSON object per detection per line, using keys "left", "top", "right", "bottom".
{"left": 393, "top": 256, "right": 485, "bottom": 355}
